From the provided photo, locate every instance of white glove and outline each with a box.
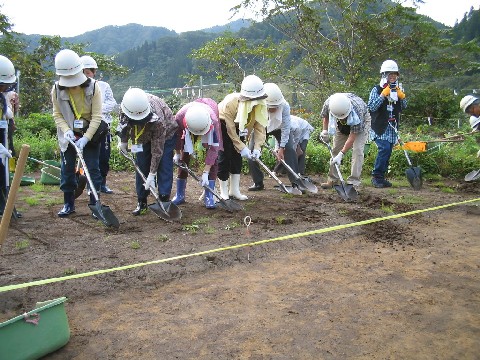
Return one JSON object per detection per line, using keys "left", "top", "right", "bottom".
{"left": 75, "top": 136, "right": 89, "bottom": 151}
{"left": 201, "top": 172, "right": 209, "bottom": 187}
{"left": 144, "top": 173, "right": 156, "bottom": 190}
{"left": 173, "top": 153, "right": 181, "bottom": 164}
{"left": 64, "top": 129, "right": 75, "bottom": 141}
{"left": 319, "top": 130, "right": 330, "bottom": 143}
{"left": 0, "top": 143, "right": 12, "bottom": 158}
{"left": 330, "top": 151, "right": 344, "bottom": 165}
{"left": 252, "top": 149, "right": 261, "bottom": 159}
{"left": 240, "top": 147, "right": 252, "bottom": 159}
{"left": 118, "top": 142, "right": 127, "bottom": 153}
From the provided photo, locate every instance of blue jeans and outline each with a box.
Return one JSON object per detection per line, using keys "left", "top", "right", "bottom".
{"left": 60, "top": 141, "right": 101, "bottom": 193}
{"left": 135, "top": 134, "right": 176, "bottom": 201}
{"left": 372, "top": 138, "right": 394, "bottom": 179}
{"left": 99, "top": 133, "right": 111, "bottom": 179}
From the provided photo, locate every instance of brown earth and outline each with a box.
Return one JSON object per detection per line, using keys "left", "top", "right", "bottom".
{"left": 1, "top": 170, "right": 479, "bottom": 359}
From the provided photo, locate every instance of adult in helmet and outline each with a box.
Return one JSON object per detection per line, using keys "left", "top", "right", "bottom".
{"left": 247, "top": 82, "right": 299, "bottom": 191}
{"left": 319, "top": 92, "right": 371, "bottom": 189}
{"left": 0, "top": 55, "right": 18, "bottom": 217}
{"left": 367, "top": 59, "right": 407, "bottom": 188}
{"left": 52, "top": 49, "right": 108, "bottom": 218}
{"left": 460, "top": 95, "right": 480, "bottom": 158}
{"left": 81, "top": 55, "right": 118, "bottom": 194}
{"left": 217, "top": 75, "right": 268, "bottom": 200}
{"left": 117, "top": 88, "right": 178, "bottom": 215}
{"left": 171, "top": 98, "right": 222, "bottom": 209}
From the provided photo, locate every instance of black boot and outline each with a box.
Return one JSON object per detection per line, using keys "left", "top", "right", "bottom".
{"left": 248, "top": 182, "right": 264, "bottom": 191}
{"left": 100, "top": 177, "right": 113, "bottom": 194}
{"left": 132, "top": 200, "right": 148, "bottom": 216}
{"left": 58, "top": 192, "right": 75, "bottom": 217}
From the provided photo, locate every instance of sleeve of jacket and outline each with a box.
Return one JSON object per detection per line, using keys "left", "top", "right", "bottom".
{"left": 101, "top": 83, "right": 117, "bottom": 115}
{"left": 223, "top": 99, "right": 246, "bottom": 152}
{"left": 52, "top": 85, "right": 70, "bottom": 133}
{"left": 279, "top": 103, "right": 291, "bottom": 148}
{"left": 84, "top": 82, "right": 103, "bottom": 140}
{"left": 150, "top": 121, "right": 166, "bottom": 174}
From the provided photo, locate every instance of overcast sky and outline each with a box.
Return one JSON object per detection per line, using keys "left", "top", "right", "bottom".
{"left": 1, "top": 0, "right": 479, "bottom": 37}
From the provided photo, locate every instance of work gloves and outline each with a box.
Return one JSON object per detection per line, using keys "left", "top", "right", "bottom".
{"left": 330, "top": 151, "right": 344, "bottom": 166}
{"left": 396, "top": 88, "right": 406, "bottom": 100}
{"left": 380, "top": 86, "right": 391, "bottom": 98}
{"left": 75, "top": 136, "right": 89, "bottom": 151}
{"left": 252, "top": 149, "right": 261, "bottom": 160}
{"left": 64, "top": 129, "right": 75, "bottom": 141}
{"left": 0, "top": 143, "right": 11, "bottom": 158}
{"left": 144, "top": 173, "right": 156, "bottom": 190}
{"left": 201, "top": 172, "right": 209, "bottom": 187}
{"left": 240, "top": 147, "right": 252, "bottom": 159}
{"left": 319, "top": 130, "right": 330, "bottom": 143}
{"left": 118, "top": 142, "right": 128, "bottom": 153}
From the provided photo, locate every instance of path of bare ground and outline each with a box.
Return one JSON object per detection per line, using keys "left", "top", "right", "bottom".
{"left": 0, "top": 171, "right": 479, "bottom": 359}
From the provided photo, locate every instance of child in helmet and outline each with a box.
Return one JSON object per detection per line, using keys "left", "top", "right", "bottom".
{"left": 52, "top": 49, "right": 109, "bottom": 219}
{"left": 319, "top": 93, "right": 371, "bottom": 189}
{"left": 367, "top": 59, "right": 407, "bottom": 188}
{"left": 171, "top": 98, "right": 223, "bottom": 209}
{"left": 117, "top": 88, "right": 178, "bottom": 215}
{"left": 217, "top": 75, "right": 268, "bottom": 201}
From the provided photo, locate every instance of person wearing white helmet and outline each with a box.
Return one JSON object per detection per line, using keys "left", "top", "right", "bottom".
{"left": 319, "top": 92, "right": 371, "bottom": 189}
{"left": 81, "top": 55, "right": 118, "bottom": 194}
{"left": 171, "top": 98, "right": 222, "bottom": 209}
{"left": 367, "top": 59, "right": 407, "bottom": 188}
{"left": 52, "top": 49, "right": 108, "bottom": 218}
{"left": 117, "top": 88, "right": 178, "bottom": 215}
{"left": 217, "top": 75, "right": 268, "bottom": 200}
{"left": 460, "top": 95, "right": 480, "bottom": 158}
{"left": 0, "top": 55, "right": 19, "bottom": 217}
{"left": 247, "top": 82, "right": 299, "bottom": 191}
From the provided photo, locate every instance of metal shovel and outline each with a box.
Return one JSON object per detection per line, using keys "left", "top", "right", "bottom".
{"left": 320, "top": 139, "right": 358, "bottom": 202}
{"left": 120, "top": 150, "right": 182, "bottom": 222}
{"left": 388, "top": 123, "right": 422, "bottom": 190}
{"left": 68, "top": 139, "right": 120, "bottom": 228}
{"left": 263, "top": 144, "right": 318, "bottom": 194}
{"left": 254, "top": 157, "right": 303, "bottom": 195}
{"left": 174, "top": 161, "right": 243, "bottom": 212}
{"left": 465, "top": 169, "right": 480, "bottom": 182}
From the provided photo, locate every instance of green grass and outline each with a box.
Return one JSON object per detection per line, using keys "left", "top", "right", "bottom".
{"left": 380, "top": 202, "right": 394, "bottom": 214}
{"left": 130, "top": 241, "right": 141, "bottom": 249}
{"left": 15, "top": 240, "right": 30, "bottom": 250}
{"left": 397, "top": 194, "right": 424, "bottom": 204}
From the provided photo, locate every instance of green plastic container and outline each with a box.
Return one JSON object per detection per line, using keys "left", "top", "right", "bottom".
{"left": 40, "top": 160, "right": 61, "bottom": 185}
{"left": 0, "top": 297, "right": 70, "bottom": 360}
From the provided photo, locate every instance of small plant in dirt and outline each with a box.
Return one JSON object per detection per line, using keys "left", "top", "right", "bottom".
{"left": 157, "top": 234, "right": 169, "bottom": 242}
{"left": 64, "top": 268, "right": 76, "bottom": 275}
{"left": 275, "top": 216, "right": 286, "bottom": 224}
{"left": 24, "top": 197, "right": 39, "bottom": 206}
{"left": 397, "top": 194, "right": 424, "bottom": 205}
{"left": 182, "top": 224, "right": 200, "bottom": 233}
{"left": 130, "top": 241, "right": 141, "bottom": 249}
{"left": 15, "top": 240, "right": 30, "bottom": 250}
{"left": 204, "top": 225, "right": 216, "bottom": 234}
{"left": 45, "top": 198, "right": 63, "bottom": 206}
{"left": 193, "top": 217, "right": 209, "bottom": 225}
{"left": 224, "top": 221, "right": 240, "bottom": 230}
{"left": 380, "top": 202, "right": 394, "bottom": 214}
{"left": 440, "top": 186, "right": 455, "bottom": 193}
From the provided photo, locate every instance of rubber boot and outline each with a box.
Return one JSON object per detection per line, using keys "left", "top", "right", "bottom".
{"left": 172, "top": 178, "right": 187, "bottom": 205}
{"left": 229, "top": 174, "right": 248, "bottom": 201}
{"left": 58, "top": 192, "right": 75, "bottom": 217}
{"left": 219, "top": 179, "right": 229, "bottom": 200}
{"left": 204, "top": 180, "right": 216, "bottom": 209}
{"left": 132, "top": 199, "right": 148, "bottom": 216}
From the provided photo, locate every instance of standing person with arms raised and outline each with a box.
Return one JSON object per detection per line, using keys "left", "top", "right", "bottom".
{"left": 367, "top": 60, "right": 407, "bottom": 188}
{"left": 319, "top": 92, "right": 371, "bottom": 190}
{"left": 81, "top": 55, "right": 118, "bottom": 194}
{"left": 117, "top": 88, "right": 178, "bottom": 215}
{"left": 52, "top": 49, "right": 108, "bottom": 218}
{"left": 217, "top": 75, "right": 268, "bottom": 200}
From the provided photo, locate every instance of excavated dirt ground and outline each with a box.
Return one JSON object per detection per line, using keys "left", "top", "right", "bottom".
{"left": 0, "top": 170, "right": 479, "bottom": 359}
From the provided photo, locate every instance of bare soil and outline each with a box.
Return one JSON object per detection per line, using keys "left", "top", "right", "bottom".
{"left": 1, "top": 171, "right": 479, "bottom": 359}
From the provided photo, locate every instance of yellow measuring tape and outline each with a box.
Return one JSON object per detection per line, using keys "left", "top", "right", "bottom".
{"left": 1, "top": 198, "right": 478, "bottom": 293}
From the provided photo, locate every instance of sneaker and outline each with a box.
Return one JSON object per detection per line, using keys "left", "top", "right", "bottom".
{"left": 371, "top": 178, "right": 386, "bottom": 188}
{"left": 248, "top": 183, "right": 264, "bottom": 191}
{"left": 100, "top": 185, "right": 114, "bottom": 194}
{"left": 382, "top": 179, "right": 392, "bottom": 187}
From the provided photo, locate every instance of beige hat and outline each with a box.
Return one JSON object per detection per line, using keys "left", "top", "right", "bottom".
{"left": 58, "top": 72, "right": 87, "bottom": 87}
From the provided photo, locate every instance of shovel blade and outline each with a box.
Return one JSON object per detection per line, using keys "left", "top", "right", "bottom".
{"left": 74, "top": 174, "right": 87, "bottom": 199}
{"left": 296, "top": 177, "right": 318, "bottom": 194}
{"left": 334, "top": 183, "right": 358, "bottom": 202}
{"left": 465, "top": 169, "right": 480, "bottom": 182}
{"left": 149, "top": 201, "right": 182, "bottom": 222}
{"left": 406, "top": 167, "right": 423, "bottom": 190}
{"left": 89, "top": 202, "right": 120, "bottom": 229}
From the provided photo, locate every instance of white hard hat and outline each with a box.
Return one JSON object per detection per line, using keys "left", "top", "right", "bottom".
{"left": 264, "top": 82, "right": 285, "bottom": 106}
{"left": 55, "top": 49, "right": 84, "bottom": 76}
{"left": 0, "top": 55, "right": 16, "bottom": 84}
{"left": 58, "top": 72, "right": 88, "bottom": 87}
{"left": 80, "top": 55, "right": 98, "bottom": 69}
{"left": 469, "top": 116, "right": 480, "bottom": 129}
{"left": 240, "top": 75, "right": 266, "bottom": 99}
{"left": 121, "top": 88, "right": 151, "bottom": 120}
{"left": 460, "top": 95, "right": 478, "bottom": 113}
{"left": 329, "top": 93, "right": 352, "bottom": 119}
{"left": 185, "top": 104, "right": 212, "bottom": 135}
{"left": 380, "top": 60, "right": 399, "bottom": 74}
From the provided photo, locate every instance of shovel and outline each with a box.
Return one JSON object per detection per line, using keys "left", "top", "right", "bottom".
{"left": 388, "top": 122, "right": 422, "bottom": 190}
{"left": 263, "top": 144, "right": 318, "bottom": 194}
{"left": 120, "top": 150, "right": 182, "bottom": 222}
{"left": 174, "top": 161, "right": 243, "bottom": 212}
{"left": 254, "top": 157, "right": 303, "bottom": 195}
{"left": 465, "top": 169, "right": 480, "bottom": 182}
{"left": 28, "top": 156, "right": 87, "bottom": 199}
{"left": 320, "top": 139, "right": 358, "bottom": 202}
{"left": 68, "top": 140, "right": 120, "bottom": 228}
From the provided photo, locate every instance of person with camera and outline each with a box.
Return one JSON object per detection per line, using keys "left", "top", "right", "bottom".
{"left": 367, "top": 59, "right": 407, "bottom": 188}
